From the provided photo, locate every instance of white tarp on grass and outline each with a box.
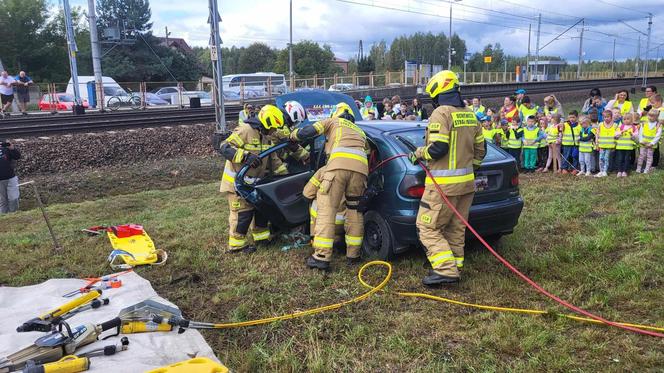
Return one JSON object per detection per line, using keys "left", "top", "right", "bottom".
{"left": 0, "top": 271, "right": 219, "bottom": 372}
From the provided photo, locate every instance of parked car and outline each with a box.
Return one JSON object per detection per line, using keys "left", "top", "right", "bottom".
{"left": 38, "top": 93, "right": 90, "bottom": 111}
{"left": 144, "top": 92, "right": 169, "bottom": 106}
{"left": 233, "top": 90, "right": 524, "bottom": 260}
{"left": 153, "top": 86, "right": 184, "bottom": 104}
{"left": 328, "top": 83, "right": 355, "bottom": 92}
{"left": 66, "top": 76, "right": 122, "bottom": 107}
{"left": 183, "top": 91, "right": 212, "bottom": 106}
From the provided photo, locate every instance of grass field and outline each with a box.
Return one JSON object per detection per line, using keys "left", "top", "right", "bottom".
{"left": 2, "top": 165, "right": 663, "bottom": 372}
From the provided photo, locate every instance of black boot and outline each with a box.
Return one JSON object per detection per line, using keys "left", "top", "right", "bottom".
{"left": 306, "top": 255, "right": 330, "bottom": 270}
{"left": 346, "top": 256, "right": 362, "bottom": 266}
{"left": 422, "top": 270, "right": 459, "bottom": 286}
{"left": 242, "top": 245, "right": 257, "bottom": 254}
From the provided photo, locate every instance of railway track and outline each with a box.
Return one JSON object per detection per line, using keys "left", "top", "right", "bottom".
{"left": 1, "top": 77, "right": 661, "bottom": 138}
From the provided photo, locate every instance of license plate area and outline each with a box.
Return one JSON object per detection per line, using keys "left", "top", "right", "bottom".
{"left": 474, "top": 176, "right": 489, "bottom": 192}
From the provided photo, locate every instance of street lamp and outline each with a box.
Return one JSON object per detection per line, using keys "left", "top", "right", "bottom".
{"left": 448, "top": 0, "right": 462, "bottom": 70}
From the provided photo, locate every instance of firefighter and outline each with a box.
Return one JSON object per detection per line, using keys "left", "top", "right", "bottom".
{"left": 408, "top": 70, "right": 487, "bottom": 286}
{"left": 219, "top": 105, "right": 290, "bottom": 253}
{"left": 276, "top": 100, "right": 310, "bottom": 162}
{"left": 290, "top": 102, "right": 369, "bottom": 270}
{"left": 303, "top": 167, "right": 346, "bottom": 248}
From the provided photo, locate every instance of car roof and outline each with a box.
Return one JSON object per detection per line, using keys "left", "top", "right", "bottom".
{"left": 357, "top": 120, "right": 426, "bottom": 136}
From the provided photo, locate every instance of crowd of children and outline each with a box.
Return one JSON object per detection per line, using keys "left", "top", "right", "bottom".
{"left": 477, "top": 88, "right": 663, "bottom": 177}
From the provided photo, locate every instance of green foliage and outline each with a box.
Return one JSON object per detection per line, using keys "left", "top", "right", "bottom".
{"left": 97, "top": 0, "right": 152, "bottom": 32}
{"left": 237, "top": 43, "right": 277, "bottom": 73}
{"left": 274, "top": 41, "right": 339, "bottom": 76}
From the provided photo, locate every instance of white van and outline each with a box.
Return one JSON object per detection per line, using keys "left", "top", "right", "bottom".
{"left": 221, "top": 72, "right": 288, "bottom": 98}
{"left": 66, "top": 76, "right": 127, "bottom": 107}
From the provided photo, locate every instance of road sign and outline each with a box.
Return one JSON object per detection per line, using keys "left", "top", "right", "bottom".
{"left": 210, "top": 45, "right": 218, "bottom": 61}
{"left": 484, "top": 56, "right": 492, "bottom": 63}
{"left": 464, "top": 52, "right": 471, "bottom": 62}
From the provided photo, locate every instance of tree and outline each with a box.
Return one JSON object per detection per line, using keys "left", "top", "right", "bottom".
{"left": 274, "top": 41, "right": 337, "bottom": 76}
{"left": 357, "top": 56, "right": 375, "bottom": 73}
{"left": 97, "top": 0, "right": 152, "bottom": 33}
{"left": 238, "top": 43, "right": 276, "bottom": 73}
{"left": 369, "top": 41, "right": 388, "bottom": 72}
{"left": 0, "top": 0, "right": 49, "bottom": 72}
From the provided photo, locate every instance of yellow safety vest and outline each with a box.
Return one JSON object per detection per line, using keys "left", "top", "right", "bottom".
{"left": 507, "top": 127, "right": 523, "bottom": 149}
{"left": 544, "top": 106, "right": 559, "bottom": 116}
{"left": 520, "top": 105, "right": 539, "bottom": 120}
{"left": 579, "top": 128, "right": 595, "bottom": 153}
{"left": 538, "top": 131, "right": 548, "bottom": 148}
{"left": 482, "top": 128, "right": 495, "bottom": 143}
{"left": 612, "top": 100, "right": 633, "bottom": 115}
{"left": 615, "top": 126, "right": 636, "bottom": 150}
{"left": 638, "top": 97, "right": 649, "bottom": 112}
{"left": 642, "top": 123, "right": 660, "bottom": 149}
{"left": 522, "top": 127, "right": 540, "bottom": 149}
{"left": 597, "top": 123, "right": 616, "bottom": 149}
{"left": 561, "top": 122, "right": 581, "bottom": 146}
{"left": 546, "top": 125, "right": 560, "bottom": 144}
{"left": 473, "top": 105, "right": 486, "bottom": 115}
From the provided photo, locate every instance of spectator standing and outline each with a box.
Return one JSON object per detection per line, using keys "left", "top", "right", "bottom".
{"left": 412, "top": 98, "right": 428, "bottom": 120}
{"left": 647, "top": 94, "right": 663, "bottom": 167}
{"left": 636, "top": 109, "right": 662, "bottom": 174}
{"left": 543, "top": 114, "right": 562, "bottom": 173}
{"left": 543, "top": 95, "right": 564, "bottom": 117}
{"left": 595, "top": 109, "right": 616, "bottom": 177}
{"left": 637, "top": 86, "right": 657, "bottom": 117}
{"left": 518, "top": 96, "right": 539, "bottom": 123}
{"left": 238, "top": 103, "right": 254, "bottom": 124}
{"left": 382, "top": 102, "right": 396, "bottom": 120}
{"left": 582, "top": 88, "right": 605, "bottom": 114}
{"left": 514, "top": 89, "right": 526, "bottom": 107}
{"left": 606, "top": 90, "right": 634, "bottom": 115}
{"left": 0, "top": 140, "right": 20, "bottom": 214}
{"left": 391, "top": 95, "right": 401, "bottom": 115}
{"left": 0, "top": 71, "right": 16, "bottom": 118}
{"left": 577, "top": 117, "right": 596, "bottom": 176}
{"left": 614, "top": 113, "right": 638, "bottom": 177}
{"left": 14, "top": 71, "right": 33, "bottom": 115}
{"left": 561, "top": 110, "right": 581, "bottom": 174}
{"left": 500, "top": 96, "right": 519, "bottom": 123}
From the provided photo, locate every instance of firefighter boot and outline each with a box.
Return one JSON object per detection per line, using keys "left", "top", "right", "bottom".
{"left": 422, "top": 270, "right": 460, "bottom": 286}
{"left": 306, "top": 255, "right": 330, "bottom": 270}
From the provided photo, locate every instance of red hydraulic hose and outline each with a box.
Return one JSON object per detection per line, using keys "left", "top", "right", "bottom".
{"left": 372, "top": 153, "right": 664, "bottom": 338}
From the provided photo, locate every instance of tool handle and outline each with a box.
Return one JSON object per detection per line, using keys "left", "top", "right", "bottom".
{"left": 44, "top": 290, "right": 102, "bottom": 319}
{"left": 121, "top": 321, "right": 173, "bottom": 333}
{"left": 23, "top": 356, "right": 89, "bottom": 373}
{"left": 99, "top": 317, "right": 122, "bottom": 332}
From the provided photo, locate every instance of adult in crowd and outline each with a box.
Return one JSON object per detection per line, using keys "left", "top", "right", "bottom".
{"left": 582, "top": 88, "right": 606, "bottom": 121}
{"left": 500, "top": 95, "right": 519, "bottom": 123}
{"left": 542, "top": 95, "right": 564, "bottom": 117}
{"left": 518, "top": 96, "right": 539, "bottom": 123}
{"left": 647, "top": 94, "right": 663, "bottom": 167}
{"left": 637, "top": 86, "right": 657, "bottom": 117}
{"left": 0, "top": 71, "right": 16, "bottom": 118}
{"left": 470, "top": 97, "right": 485, "bottom": 117}
{"left": 0, "top": 139, "right": 21, "bottom": 214}
{"left": 412, "top": 98, "right": 428, "bottom": 120}
{"left": 238, "top": 103, "right": 254, "bottom": 124}
{"left": 515, "top": 89, "right": 526, "bottom": 107}
{"left": 391, "top": 95, "right": 402, "bottom": 115}
{"left": 606, "top": 89, "right": 634, "bottom": 115}
{"left": 14, "top": 71, "right": 33, "bottom": 115}
{"left": 376, "top": 97, "right": 390, "bottom": 119}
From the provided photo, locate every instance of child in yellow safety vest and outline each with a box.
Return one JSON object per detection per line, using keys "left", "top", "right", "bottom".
{"left": 636, "top": 109, "right": 662, "bottom": 174}
{"left": 595, "top": 109, "right": 616, "bottom": 177}
{"left": 521, "top": 115, "right": 547, "bottom": 172}
{"left": 536, "top": 116, "right": 549, "bottom": 171}
{"left": 614, "top": 113, "right": 638, "bottom": 177}
{"left": 577, "top": 117, "right": 596, "bottom": 176}
{"left": 504, "top": 117, "right": 524, "bottom": 165}
{"left": 561, "top": 111, "right": 581, "bottom": 174}
{"left": 481, "top": 116, "right": 498, "bottom": 143}
{"left": 543, "top": 114, "right": 562, "bottom": 173}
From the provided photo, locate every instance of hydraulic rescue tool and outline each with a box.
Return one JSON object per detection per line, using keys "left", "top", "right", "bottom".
{"left": 17, "top": 290, "right": 109, "bottom": 333}
{"left": 62, "top": 270, "right": 132, "bottom": 298}
{"left": 20, "top": 337, "right": 129, "bottom": 373}
{"left": 0, "top": 318, "right": 123, "bottom": 372}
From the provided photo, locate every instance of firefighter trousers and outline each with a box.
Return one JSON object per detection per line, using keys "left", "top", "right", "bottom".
{"left": 226, "top": 192, "right": 270, "bottom": 251}
{"left": 311, "top": 169, "right": 366, "bottom": 261}
{"left": 416, "top": 189, "right": 474, "bottom": 277}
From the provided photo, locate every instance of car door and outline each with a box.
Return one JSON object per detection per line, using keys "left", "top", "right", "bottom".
{"left": 234, "top": 140, "right": 321, "bottom": 229}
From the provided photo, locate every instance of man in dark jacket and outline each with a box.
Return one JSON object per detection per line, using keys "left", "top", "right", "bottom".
{"left": 0, "top": 140, "right": 20, "bottom": 213}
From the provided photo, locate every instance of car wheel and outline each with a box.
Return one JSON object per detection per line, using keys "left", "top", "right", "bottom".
{"left": 362, "top": 210, "right": 395, "bottom": 260}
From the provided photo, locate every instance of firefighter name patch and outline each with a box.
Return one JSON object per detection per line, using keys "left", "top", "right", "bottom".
{"left": 420, "top": 214, "right": 432, "bottom": 224}
{"left": 428, "top": 122, "right": 441, "bottom": 132}
{"left": 451, "top": 112, "right": 478, "bottom": 127}
{"left": 231, "top": 201, "right": 242, "bottom": 209}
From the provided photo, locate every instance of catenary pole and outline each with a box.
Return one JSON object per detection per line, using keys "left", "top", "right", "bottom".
{"left": 611, "top": 38, "right": 616, "bottom": 77}
{"left": 63, "top": 0, "right": 82, "bottom": 106}
{"left": 577, "top": 19, "right": 584, "bottom": 79}
{"left": 209, "top": 0, "right": 226, "bottom": 132}
{"left": 289, "top": 0, "right": 294, "bottom": 89}
{"left": 87, "top": 0, "right": 105, "bottom": 110}
{"left": 526, "top": 23, "right": 531, "bottom": 81}
{"left": 642, "top": 13, "right": 652, "bottom": 87}
{"left": 534, "top": 13, "right": 541, "bottom": 81}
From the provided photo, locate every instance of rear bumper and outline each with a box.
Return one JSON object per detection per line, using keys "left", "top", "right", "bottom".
{"left": 387, "top": 196, "right": 524, "bottom": 254}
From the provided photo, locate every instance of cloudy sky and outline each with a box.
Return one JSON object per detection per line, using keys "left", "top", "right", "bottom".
{"left": 73, "top": 0, "right": 664, "bottom": 63}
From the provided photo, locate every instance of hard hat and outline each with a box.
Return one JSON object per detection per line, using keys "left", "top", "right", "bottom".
{"left": 425, "top": 70, "right": 459, "bottom": 98}
{"left": 331, "top": 102, "right": 354, "bottom": 120}
{"left": 283, "top": 100, "right": 306, "bottom": 125}
{"left": 257, "top": 104, "right": 286, "bottom": 130}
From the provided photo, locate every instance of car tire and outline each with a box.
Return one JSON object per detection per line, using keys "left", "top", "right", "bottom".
{"left": 362, "top": 210, "right": 395, "bottom": 260}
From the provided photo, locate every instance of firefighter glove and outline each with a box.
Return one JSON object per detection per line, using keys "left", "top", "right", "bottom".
{"left": 408, "top": 152, "right": 420, "bottom": 165}
{"left": 244, "top": 153, "right": 261, "bottom": 168}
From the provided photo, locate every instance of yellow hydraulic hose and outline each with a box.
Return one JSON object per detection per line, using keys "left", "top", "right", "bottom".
{"left": 204, "top": 261, "right": 664, "bottom": 333}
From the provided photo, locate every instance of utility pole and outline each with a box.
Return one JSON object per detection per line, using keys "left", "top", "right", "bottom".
{"left": 63, "top": 0, "right": 82, "bottom": 107}
{"left": 656, "top": 46, "right": 660, "bottom": 74}
{"left": 635, "top": 35, "right": 640, "bottom": 77}
{"left": 165, "top": 26, "right": 170, "bottom": 45}
{"left": 534, "top": 13, "right": 541, "bottom": 81}
{"left": 642, "top": 13, "right": 652, "bottom": 86}
{"left": 577, "top": 19, "right": 584, "bottom": 79}
{"left": 289, "top": 0, "right": 294, "bottom": 90}
{"left": 208, "top": 0, "right": 225, "bottom": 132}
{"left": 448, "top": 3, "right": 453, "bottom": 70}
{"left": 611, "top": 38, "right": 616, "bottom": 77}
{"left": 87, "top": 0, "right": 104, "bottom": 110}
{"left": 526, "top": 23, "right": 531, "bottom": 81}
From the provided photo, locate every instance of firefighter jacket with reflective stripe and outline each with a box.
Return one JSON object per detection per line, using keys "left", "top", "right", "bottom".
{"left": 562, "top": 122, "right": 581, "bottom": 146}
{"left": 291, "top": 117, "right": 369, "bottom": 175}
{"left": 414, "top": 105, "right": 486, "bottom": 196}
{"left": 270, "top": 125, "right": 310, "bottom": 161}
{"left": 597, "top": 123, "right": 617, "bottom": 149}
{"left": 615, "top": 124, "right": 637, "bottom": 150}
{"left": 219, "top": 120, "right": 287, "bottom": 193}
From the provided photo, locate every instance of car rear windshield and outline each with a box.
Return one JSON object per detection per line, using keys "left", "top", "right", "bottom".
{"left": 392, "top": 129, "right": 504, "bottom": 162}
{"left": 58, "top": 94, "right": 76, "bottom": 102}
